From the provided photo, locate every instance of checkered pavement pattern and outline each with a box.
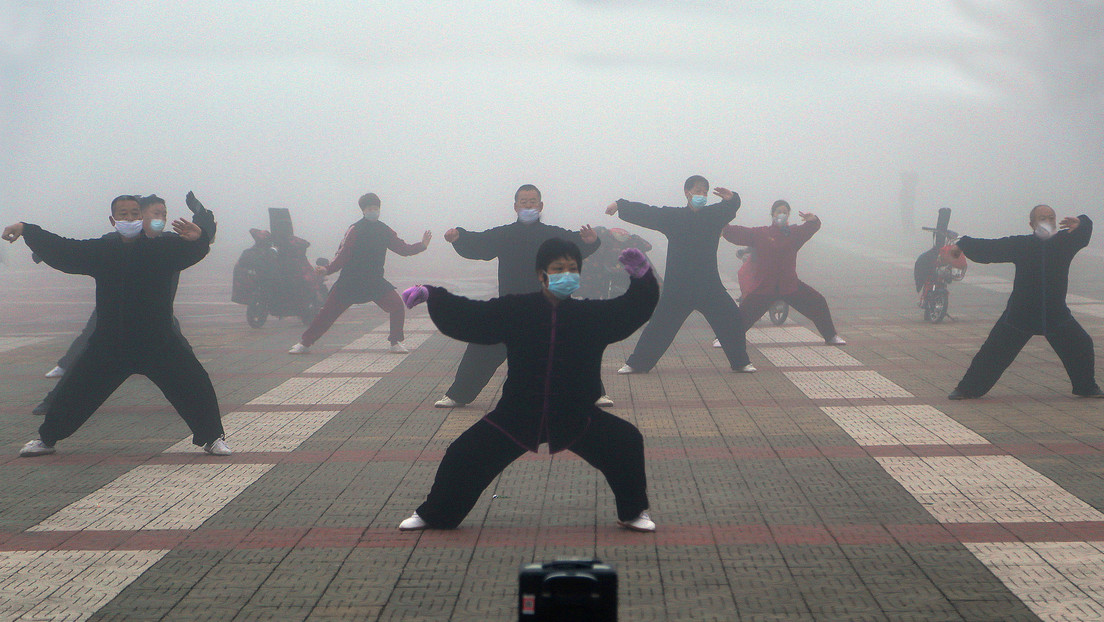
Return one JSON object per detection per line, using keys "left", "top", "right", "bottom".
{"left": 1, "top": 237, "right": 1103, "bottom": 620}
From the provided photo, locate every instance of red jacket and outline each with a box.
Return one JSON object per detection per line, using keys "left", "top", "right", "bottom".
{"left": 722, "top": 219, "right": 820, "bottom": 297}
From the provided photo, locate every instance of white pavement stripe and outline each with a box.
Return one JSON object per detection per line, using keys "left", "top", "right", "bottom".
{"left": 163, "top": 410, "right": 340, "bottom": 453}
{"left": 784, "top": 370, "right": 913, "bottom": 399}
{"left": 820, "top": 404, "right": 988, "bottom": 446}
{"left": 967, "top": 542, "right": 1104, "bottom": 621}
{"left": 746, "top": 326, "right": 823, "bottom": 344}
{"left": 758, "top": 346, "right": 863, "bottom": 368}
{"left": 246, "top": 376, "right": 379, "bottom": 406}
{"left": 305, "top": 352, "right": 405, "bottom": 374}
{"left": 28, "top": 464, "right": 275, "bottom": 531}
{"left": 876, "top": 456, "right": 1104, "bottom": 523}
{"left": 0, "top": 550, "right": 169, "bottom": 621}
{"left": 0, "top": 336, "right": 51, "bottom": 353}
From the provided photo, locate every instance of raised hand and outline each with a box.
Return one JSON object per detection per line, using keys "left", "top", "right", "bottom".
{"left": 798, "top": 211, "right": 818, "bottom": 223}
{"left": 713, "top": 187, "right": 734, "bottom": 201}
{"left": 1060, "top": 216, "right": 1080, "bottom": 231}
{"left": 580, "top": 224, "right": 597, "bottom": 244}
{"left": 422, "top": 230, "right": 433, "bottom": 246}
{"left": 605, "top": 201, "right": 619, "bottom": 216}
{"left": 619, "top": 247, "right": 651, "bottom": 278}
{"left": 444, "top": 228, "right": 459, "bottom": 243}
{"left": 172, "top": 218, "right": 202, "bottom": 241}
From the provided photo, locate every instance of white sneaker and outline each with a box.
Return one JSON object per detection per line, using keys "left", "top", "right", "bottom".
{"left": 203, "top": 438, "right": 233, "bottom": 456}
{"left": 734, "top": 364, "right": 757, "bottom": 373}
{"left": 398, "top": 512, "right": 427, "bottom": 531}
{"left": 825, "top": 335, "right": 847, "bottom": 346}
{"left": 616, "top": 364, "right": 636, "bottom": 374}
{"left": 595, "top": 395, "right": 614, "bottom": 407}
{"left": 288, "top": 343, "right": 310, "bottom": 354}
{"left": 389, "top": 342, "right": 409, "bottom": 354}
{"left": 618, "top": 511, "right": 655, "bottom": 532}
{"left": 434, "top": 396, "right": 464, "bottom": 408}
{"left": 45, "top": 366, "right": 65, "bottom": 378}
{"left": 712, "top": 339, "right": 722, "bottom": 348}
{"left": 19, "top": 439, "right": 55, "bottom": 457}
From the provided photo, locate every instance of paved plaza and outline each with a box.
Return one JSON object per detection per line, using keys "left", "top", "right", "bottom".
{"left": 2, "top": 239, "right": 1104, "bottom": 621}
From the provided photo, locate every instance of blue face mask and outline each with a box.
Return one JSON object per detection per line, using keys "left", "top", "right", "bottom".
{"left": 690, "top": 194, "right": 708, "bottom": 209}
{"left": 545, "top": 271, "right": 580, "bottom": 299}
{"left": 149, "top": 219, "right": 166, "bottom": 234}
{"left": 518, "top": 208, "right": 541, "bottom": 224}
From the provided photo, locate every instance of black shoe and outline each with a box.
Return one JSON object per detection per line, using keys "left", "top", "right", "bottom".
{"left": 947, "top": 389, "right": 977, "bottom": 400}
{"left": 1074, "top": 387, "right": 1104, "bottom": 398}
{"left": 31, "top": 402, "right": 48, "bottom": 416}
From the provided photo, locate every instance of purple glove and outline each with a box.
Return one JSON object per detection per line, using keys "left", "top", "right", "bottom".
{"left": 619, "top": 248, "right": 651, "bottom": 278}
{"left": 401, "top": 285, "right": 429, "bottom": 309}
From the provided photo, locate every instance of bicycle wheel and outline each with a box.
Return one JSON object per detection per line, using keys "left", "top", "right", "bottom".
{"left": 924, "top": 289, "right": 949, "bottom": 323}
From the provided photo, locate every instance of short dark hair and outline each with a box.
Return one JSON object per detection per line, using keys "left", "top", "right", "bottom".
{"left": 515, "top": 184, "right": 541, "bottom": 202}
{"left": 358, "top": 193, "right": 381, "bottom": 209}
{"left": 771, "top": 199, "right": 790, "bottom": 215}
{"left": 110, "top": 195, "right": 141, "bottom": 211}
{"left": 535, "top": 237, "right": 582, "bottom": 273}
{"left": 139, "top": 194, "right": 166, "bottom": 210}
{"left": 684, "top": 175, "right": 709, "bottom": 192}
{"left": 1029, "top": 204, "right": 1051, "bottom": 222}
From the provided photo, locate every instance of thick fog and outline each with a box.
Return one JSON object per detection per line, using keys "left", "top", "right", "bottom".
{"left": 2, "top": 0, "right": 1102, "bottom": 279}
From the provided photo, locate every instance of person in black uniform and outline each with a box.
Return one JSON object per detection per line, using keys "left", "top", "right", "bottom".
{"left": 397, "top": 238, "right": 660, "bottom": 531}
{"left": 432, "top": 184, "right": 602, "bottom": 408}
{"left": 32, "top": 193, "right": 215, "bottom": 416}
{"left": 288, "top": 193, "right": 430, "bottom": 354}
{"left": 607, "top": 175, "right": 754, "bottom": 374}
{"left": 948, "top": 205, "right": 1103, "bottom": 399}
{"left": 3, "top": 195, "right": 231, "bottom": 456}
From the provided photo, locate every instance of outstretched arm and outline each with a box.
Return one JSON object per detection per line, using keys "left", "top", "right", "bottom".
{"left": 387, "top": 227, "right": 431, "bottom": 256}
{"left": 590, "top": 248, "right": 660, "bottom": 343}
{"left": 450, "top": 226, "right": 503, "bottom": 261}
{"left": 5, "top": 223, "right": 98, "bottom": 275}
{"left": 612, "top": 200, "right": 671, "bottom": 233}
{"left": 955, "top": 235, "right": 1017, "bottom": 264}
{"left": 405, "top": 285, "right": 508, "bottom": 344}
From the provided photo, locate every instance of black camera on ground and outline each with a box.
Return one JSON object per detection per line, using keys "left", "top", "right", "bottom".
{"left": 518, "top": 558, "right": 617, "bottom": 621}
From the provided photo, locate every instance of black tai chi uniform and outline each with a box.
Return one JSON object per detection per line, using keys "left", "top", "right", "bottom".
{"left": 443, "top": 220, "right": 600, "bottom": 404}
{"left": 22, "top": 224, "right": 225, "bottom": 447}
{"left": 414, "top": 268, "right": 660, "bottom": 528}
{"left": 954, "top": 215, "right": 1100, "bottom": 397}
{"left": 615, "top": 195, "right": 750, "bottom": 371}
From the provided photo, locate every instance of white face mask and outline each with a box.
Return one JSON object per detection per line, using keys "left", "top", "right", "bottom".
{"left": 114, "top": 219, "right": 143, "bottom": 239}
{"left": 517, "top": 208, "right": 540, "bottom": 224}
{"left": 363, "top": 209, "right": 380, "bottom": 222}
{"left": 1034, "top": 221, "right": 1055, "bottom": 240}
{"left": 773, "top": 213, "right": 789, "bottom": 227}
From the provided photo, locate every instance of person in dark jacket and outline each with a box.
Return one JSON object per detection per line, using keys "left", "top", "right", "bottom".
{"left": 432, "top": 184, "right": 601, "bottom": 408}
{"left": 289, "top": 193, "right": 430, "bottom": 354}
{"left": 32, "top": 194, "right": 206, "bottom": 415}
{"left": 3, "top": 195, "right": 231, "bottom": 456}
{"left": 948, "top": 205, "right": 1102, "bottom": 399}
{"left": 722, "top": 200, "right": 845, "bottom": 343}
{"left": 606, "top": 175, "right": 754, "bottom": 373}
{"left": 397, "top": 238, "right": 660, "bottom": 531}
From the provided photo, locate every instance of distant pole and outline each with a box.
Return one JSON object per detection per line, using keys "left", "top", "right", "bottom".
{"left": 899, "top": 171, "right": 918, "bottom": 234}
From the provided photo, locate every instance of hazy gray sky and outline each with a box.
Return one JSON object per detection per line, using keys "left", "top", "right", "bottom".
{"left": 2, "top": 0, "right": 1102, "bottom": 265}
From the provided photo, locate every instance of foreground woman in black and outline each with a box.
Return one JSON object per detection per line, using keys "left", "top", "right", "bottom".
{"left": 398, "top": 238, "right": 660, "bottom": 531}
